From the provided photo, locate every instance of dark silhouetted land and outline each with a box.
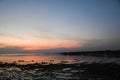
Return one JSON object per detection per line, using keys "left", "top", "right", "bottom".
{"left": 0, "top": 61, "right": 120, "bottom": 80}
{"left": 61, "top": 50, "right": 120, "bottom": 58}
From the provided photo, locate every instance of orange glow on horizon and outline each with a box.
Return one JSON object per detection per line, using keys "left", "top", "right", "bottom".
{"left": 22, "top": 41, "right": 82, "bottom": 51}
{"left": 0, "top": 36, "right": 83, "bottom": 51}
{"left": 0, "top": 41, "right": 82, "bottom": 51}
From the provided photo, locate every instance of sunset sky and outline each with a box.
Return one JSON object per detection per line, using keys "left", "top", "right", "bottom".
{"left": 0, "top": 0, "right": 120, "bottom": 53}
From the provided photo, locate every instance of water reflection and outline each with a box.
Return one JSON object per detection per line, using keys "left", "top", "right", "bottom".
{"left": 0, "top": 53, "right": 76, "bottom": 64}
{"left": 0, "top": 53, "right": 120, "bottom": 64}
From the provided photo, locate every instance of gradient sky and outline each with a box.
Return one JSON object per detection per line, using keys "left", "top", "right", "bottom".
{"left": 0, "top": 0, "right": 120, "bottom": 53}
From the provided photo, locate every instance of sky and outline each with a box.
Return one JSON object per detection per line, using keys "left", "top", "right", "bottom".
{"left": 0, "top": 0, "right": 120, "bottom": 53}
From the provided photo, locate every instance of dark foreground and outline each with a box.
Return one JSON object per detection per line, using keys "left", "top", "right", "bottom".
{"left": 0, "top": 62, "right": 120, "bottom": 80}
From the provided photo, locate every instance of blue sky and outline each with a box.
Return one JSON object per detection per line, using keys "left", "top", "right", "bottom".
{"left": 0, "top": 0, "right": 120, "bottom": 52}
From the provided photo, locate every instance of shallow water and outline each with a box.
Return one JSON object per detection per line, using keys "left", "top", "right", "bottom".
{"left": 0, "top": 53, "right": 120, "bottom": 64}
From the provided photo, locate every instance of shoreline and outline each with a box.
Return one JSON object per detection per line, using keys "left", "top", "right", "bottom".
{"left": 0, "top": 62, "right": 120, "bottom": 80}
{"left": 61, "top": 50, "right": 120, "bottom": 58}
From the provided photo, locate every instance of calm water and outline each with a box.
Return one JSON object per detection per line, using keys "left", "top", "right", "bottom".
{"left": 0, "top": 53, "right": 120, "bottom": 64}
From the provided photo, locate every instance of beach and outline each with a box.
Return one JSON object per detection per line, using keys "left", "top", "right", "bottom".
{"left": 0, "top": 62, "right": 120, "bottom": 80}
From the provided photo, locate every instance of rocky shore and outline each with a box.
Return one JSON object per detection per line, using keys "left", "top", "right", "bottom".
{"left": 0, "top": 62, "right": 120, "bottom": 80}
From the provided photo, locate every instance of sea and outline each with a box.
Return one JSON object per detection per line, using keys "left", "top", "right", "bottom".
{"left": 0, "top": 53, "right": 120, "bottom": 64}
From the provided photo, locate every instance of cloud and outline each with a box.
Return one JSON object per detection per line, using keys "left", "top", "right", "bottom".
{"left": 72, "top": 39, "right": 120, "bottom": 51}
{"left": 0, "top": 43, "right": 4, "bottom": 46}
{"left": 0, "top": 38, "right": 120, "bottom": 54}
{"left": 0, "top": 33, "right": 24, "bottom": 40}
{"left": 0, "top": 46, "right": 67, "bottom": 54}
{"left": 0, "top": 46, "right": 24, "bottom": 53}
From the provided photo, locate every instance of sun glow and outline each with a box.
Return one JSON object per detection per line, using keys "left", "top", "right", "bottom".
{"left": 22, "top": 41, "right": 81, "bottom": 51}
{"left": 0, "top": 36, "right": 82, "bottom": 51}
